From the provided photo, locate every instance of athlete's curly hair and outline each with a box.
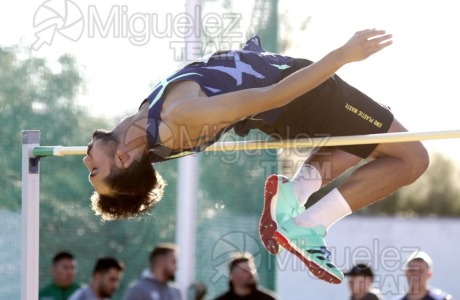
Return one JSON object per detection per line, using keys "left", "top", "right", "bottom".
{"left": 90, "top": 152, "right": 166, "bottom": 221}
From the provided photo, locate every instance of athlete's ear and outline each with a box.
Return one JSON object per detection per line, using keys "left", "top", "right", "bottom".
{"left": 116, "top": 150, "right": 135, "bottom": 168}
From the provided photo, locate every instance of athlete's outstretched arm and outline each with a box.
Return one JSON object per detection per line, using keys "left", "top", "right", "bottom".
{"left": 167, "top": 29, "right": 392, "bottom": 127}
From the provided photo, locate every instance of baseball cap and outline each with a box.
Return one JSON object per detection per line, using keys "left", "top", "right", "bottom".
{"left": 344, "top": 263, "right": 374, "bottom": 278}
{"left": 405, "top": 250, "right": 433, "bottom": 269}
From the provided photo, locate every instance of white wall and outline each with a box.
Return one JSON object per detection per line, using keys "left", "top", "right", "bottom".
{"left": 276, "top": 216, "right": 460, "bottom": 300}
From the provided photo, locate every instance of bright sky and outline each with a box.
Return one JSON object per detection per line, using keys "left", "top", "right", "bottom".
{"left": 1, "top": 0, "right": 459, "bottom": 163}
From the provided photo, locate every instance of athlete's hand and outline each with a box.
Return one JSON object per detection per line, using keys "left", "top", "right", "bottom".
{"left": 338, "top": 29, "right": 392, "bottom": 64}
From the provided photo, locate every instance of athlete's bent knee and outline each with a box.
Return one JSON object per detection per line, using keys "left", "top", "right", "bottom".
{"left": 405, "top": 141, "right": 430, "bottom": 184}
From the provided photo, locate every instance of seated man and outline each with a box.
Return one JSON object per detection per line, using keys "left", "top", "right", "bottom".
{"left": 83, "top": 29, "right": 428, "bottom": 284}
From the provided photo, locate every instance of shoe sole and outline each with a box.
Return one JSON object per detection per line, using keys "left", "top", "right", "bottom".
{"left": 259, "top": 174, "right": 281, "bottom": 255}
{"left": 273, "top": 231, "right": 342, "bottom": 284}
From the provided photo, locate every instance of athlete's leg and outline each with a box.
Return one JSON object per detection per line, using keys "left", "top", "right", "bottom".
{"left": 259, "top": 147, "right": 361, "bottom": 254}
{"left": 289, "top": 148, "right": 361, "bottom": 206}
{"left": 294, "top": 118, "right": 429, "bottom": 228}
{"left": 339, "top": 119, "right": 429, "bottom": 210}
{"left": 272, "top": 119, "right": 429, "bottom": 284}
{"left": 303, "top": 147, "right": 362, "bottom": 187}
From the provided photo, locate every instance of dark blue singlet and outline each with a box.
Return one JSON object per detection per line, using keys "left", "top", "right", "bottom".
{"left": 145, "top": 36, "right": 294, "bottom": 163}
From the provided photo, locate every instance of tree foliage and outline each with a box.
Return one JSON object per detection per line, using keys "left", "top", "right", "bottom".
{"left": 0, "top": 46, "right": 101, "bottom": 208}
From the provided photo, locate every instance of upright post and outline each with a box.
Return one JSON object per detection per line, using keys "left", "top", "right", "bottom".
{"left": 21, "top": 130, "right": 41, "bottom": 300}
{"left": 175, "top": 1, "right": 201, "bottom": 299}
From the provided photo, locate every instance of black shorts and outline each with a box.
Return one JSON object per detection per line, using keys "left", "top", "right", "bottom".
{"left": 257, "top": 59, "right": 394, "bottom": 158}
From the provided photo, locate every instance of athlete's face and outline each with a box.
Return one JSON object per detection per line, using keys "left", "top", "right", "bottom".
{"left": 83, "top": 130, "right": 118, "bottom": 195}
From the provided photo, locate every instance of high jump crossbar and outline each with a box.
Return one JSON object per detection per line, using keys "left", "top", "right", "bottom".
{"left": 32, "top": 129, "right": 460, "bottom": 157}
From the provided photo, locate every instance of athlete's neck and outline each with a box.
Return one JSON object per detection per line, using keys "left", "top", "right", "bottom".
{"left": 112, "top": 104, "right": 148, "bottom": 152}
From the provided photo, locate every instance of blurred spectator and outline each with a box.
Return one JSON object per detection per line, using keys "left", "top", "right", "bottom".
{"left": 188, "top": 283, "right": 207, "bottom": 300}
{"left": 213, "top": 252, "right": 277, "bottom": 300}
{"left": 69, "top": 257, "right": 124, "bottom": 300}
{"left": 344, "top": 263, "right": 383, "bottom": 300}
{"left": 397, "top": 250, "right": 452, "bottom": 300}
{"left": 123, "top": 243, "right": 181, "bottom": 300}
{"left": 39, "top": 251, "right": 82, "bottom": 300}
